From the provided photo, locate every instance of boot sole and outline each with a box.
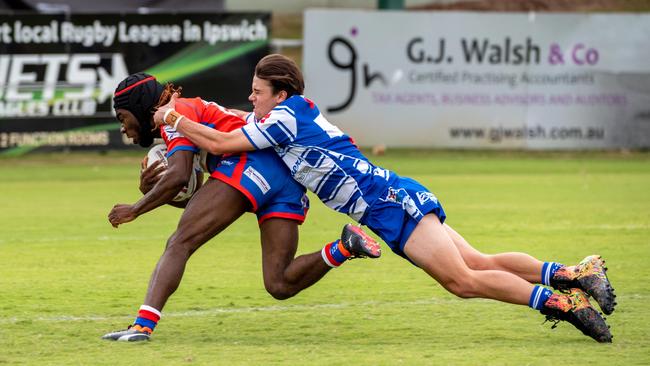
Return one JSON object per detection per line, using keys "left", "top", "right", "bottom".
{"left": 573, "top": 306, "right": 613, "bottom": 343}
{"left": 345, "top": 225, "right": 381, "bottom": 258}
{"left": 579, "top": 257, "right": 616, "bottom": 315}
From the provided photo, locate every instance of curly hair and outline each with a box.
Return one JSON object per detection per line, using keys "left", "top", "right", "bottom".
{"left": 156, "top": 83, "right": 183, "bottom": 109}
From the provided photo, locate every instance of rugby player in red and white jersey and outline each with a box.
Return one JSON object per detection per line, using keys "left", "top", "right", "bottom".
{"left": 102, "top": 73, "right": 380, "bottom": 342}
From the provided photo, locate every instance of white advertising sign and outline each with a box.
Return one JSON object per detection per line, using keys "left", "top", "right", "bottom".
{"left": 303, "top": 10, "right": 650, "bottom": 149}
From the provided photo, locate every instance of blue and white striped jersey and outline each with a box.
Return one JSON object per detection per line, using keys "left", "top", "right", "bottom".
{"left": 241, "top": 95, "right": 396, "bottom": 222}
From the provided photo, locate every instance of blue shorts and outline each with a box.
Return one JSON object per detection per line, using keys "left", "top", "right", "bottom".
{"left": 362, "top": 176, "right": 446, "bottom": 260}
{"left": 207, "top": 148, "right": 309, "bottom": 225}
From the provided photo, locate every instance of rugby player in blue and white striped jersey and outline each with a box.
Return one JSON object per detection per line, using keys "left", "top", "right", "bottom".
{"left": 154, "top": 54, "right": 616, "bottom": 343}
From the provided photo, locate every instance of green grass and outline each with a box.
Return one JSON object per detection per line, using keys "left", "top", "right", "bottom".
{"left": 0, "top": 150, "right": 649, "bottom": 365}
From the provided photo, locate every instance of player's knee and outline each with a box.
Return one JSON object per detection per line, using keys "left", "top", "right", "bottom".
{"left": 264, "top": 282, "right": 296, "bottom": 300}
{"left": 165, "top": 234, "right": 199, "bottom": 257}
{"left": 442, "top": 276, "right": 479, "bottom": 299}
{"left": 464, "top": 253, "right": 492, "bottom": 271}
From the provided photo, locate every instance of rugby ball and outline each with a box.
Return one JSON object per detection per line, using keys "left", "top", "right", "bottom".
{"left": 145, "top": 144, "right": 202, "bottom": 202}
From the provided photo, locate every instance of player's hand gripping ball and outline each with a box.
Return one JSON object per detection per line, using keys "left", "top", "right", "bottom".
{"left": 145, "top": 144, "right": 202, "bottom": 202}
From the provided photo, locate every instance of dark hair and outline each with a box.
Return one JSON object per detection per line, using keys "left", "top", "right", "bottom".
{"left": 254, "top": 54, "right": 304, "bottom": 97}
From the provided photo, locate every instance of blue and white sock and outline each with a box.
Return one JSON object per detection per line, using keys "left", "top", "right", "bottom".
{"left": 541, "top": 262, "right": 564, "bottom": 286}
{"left": 529, "top": 285, "right": 553, "bottom": 310}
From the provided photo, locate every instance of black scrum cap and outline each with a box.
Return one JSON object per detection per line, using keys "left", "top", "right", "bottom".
{"left": 113, "top": 73, "right": 164, "bottom": 147}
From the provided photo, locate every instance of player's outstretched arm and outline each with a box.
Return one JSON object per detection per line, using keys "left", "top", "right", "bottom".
{"left": 175, "top": 121, "right": 252, "bottom": 155}
{"left": 227, "top": 108, "right": 249, "bottom": 119}
{"left": 153, "top": 93, "right": 254, "bottom": 155}
{"left": 108, "top": 150, "right": 194, "bottom": 228}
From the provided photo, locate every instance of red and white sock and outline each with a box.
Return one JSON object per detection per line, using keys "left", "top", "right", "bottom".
{"left": 321, "top": 239, "right": 351, "bottom": 268}
{"left": 134, "top": 304, "right": 161, "bottom": 333}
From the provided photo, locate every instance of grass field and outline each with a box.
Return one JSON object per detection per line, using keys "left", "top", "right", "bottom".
{"left": 0, "top": 150, "right": 648, "bottom": 365}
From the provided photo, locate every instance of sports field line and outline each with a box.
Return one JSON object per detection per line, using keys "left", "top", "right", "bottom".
{"left": 2, "top": 223, "right": 648, "bottom": 246}
{"left": 0, "top": 298, "right": 463, "bottom": 325}
{"left": 0, "top": 294, "right": 642, "bottom": 325}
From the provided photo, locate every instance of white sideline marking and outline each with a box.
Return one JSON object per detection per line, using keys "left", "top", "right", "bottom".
{"left": 2, "top": 294, "right": 638, "bottom": 325}
{"left": 0, "top": 298, "right": 456, "bottom": 325}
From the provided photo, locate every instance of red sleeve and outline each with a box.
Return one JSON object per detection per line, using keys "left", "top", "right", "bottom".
{"left": 199, "top": 100, "right": 246, "bottom": 132}
{"left": 160, "top": 98, "right": 203, "bottom": 157}
{"left": 162, "top": 98, "right": 247, "bottom": 156}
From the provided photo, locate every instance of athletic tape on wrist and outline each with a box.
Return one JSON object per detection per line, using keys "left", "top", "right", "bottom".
{"left": 173, "top": 115, "right": 184, "bottom": 130}
{"left": 163, "top": 109, "right": 184, "bottom": 130}
{"left": 162, "top": 108, "right": 173, "bottom": 125}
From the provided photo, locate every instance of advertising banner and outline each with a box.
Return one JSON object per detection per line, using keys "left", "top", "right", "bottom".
{"left": 303, "top": 10, "right": 650, "bottom": 149}
{"left": 0, "top": 12, "right": 269, "bottom": 155}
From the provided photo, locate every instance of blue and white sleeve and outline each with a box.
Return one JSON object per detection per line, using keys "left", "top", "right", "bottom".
{"left": 241, "top": 108, "right": 298, "bottom": 150}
